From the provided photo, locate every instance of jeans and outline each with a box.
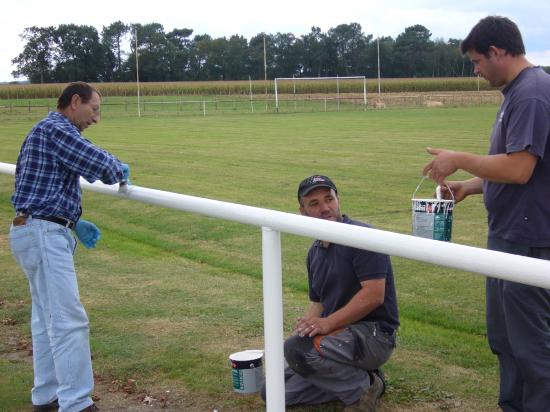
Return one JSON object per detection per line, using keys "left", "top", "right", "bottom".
{"left": 9, "top": 217, "right": 94, "bottom": 412}
{"left": 262, "top": 321, "right": 395, "bottom": 406}
{"left": 487, "top": 235, "right": 550, "bottom": 412}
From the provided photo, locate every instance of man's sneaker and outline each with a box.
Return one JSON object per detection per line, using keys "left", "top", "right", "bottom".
{"left": 343, "top": 371, "right": 384, "bottom": 411}
{"left": 33, "top": 399, "right": 58, "bottom": 411}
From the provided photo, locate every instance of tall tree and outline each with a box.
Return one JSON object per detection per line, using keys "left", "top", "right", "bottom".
{"left": 326, "top": 23, "right": 370, "bottom": 76}
{"left": 53, "top": 24, "right": 106, "bottom": 82}
{"left": 393, "top": 24, "right": 434, "bottom": 77}
{"left": 249, "top": 33, "right": 274, "bottom": 80}
{"left": 166, "top": 28, "right": 194, "bottom": 80}
{"left": 102, "top": 21, "right": 129, "bottom": 81}
{"left": 297, "top": 26, "right": 326, "bottom": 77}
{"left": 224, "top": 35, "right": 250, "bottom": 80}
{"left": 11, "top": 26, "right": 56, "bottom": 83}
{"left": 125, "top": 23, "right": 174, "bottom": 81}
{"left": 188, "top": 34, "right": 214, "bottom": 80}
{"left": 271, "top": 32, "right": 300, "bottom": 78}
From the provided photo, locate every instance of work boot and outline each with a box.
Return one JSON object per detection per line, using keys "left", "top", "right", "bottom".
{"left": 372, "top": 368, "right": 386, "bottom": 396}
{"left": 79, "top": 404, "right": 99, "bottom": 412}
{"left": 33, "top": 399, "right": 58, "bottom": 411}
{"left": 343, "top": 371, "right": 384, "bottom": 411}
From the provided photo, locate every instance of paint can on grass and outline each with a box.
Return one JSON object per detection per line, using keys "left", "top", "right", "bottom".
{"left": 412, "top": 177, "right": 454, "bottom": 241}
{"left": 229, "top": 349, "right": 264, "bottom": 394}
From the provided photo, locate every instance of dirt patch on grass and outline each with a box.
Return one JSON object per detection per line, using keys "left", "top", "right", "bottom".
{"left": 1, "top": 325, "right": 486, "bottom": 411}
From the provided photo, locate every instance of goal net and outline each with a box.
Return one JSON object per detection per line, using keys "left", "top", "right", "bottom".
{"left": 274, "top": 76, "right": 367, "bottom": 112}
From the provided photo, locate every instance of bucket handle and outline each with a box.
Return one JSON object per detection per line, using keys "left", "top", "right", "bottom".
{"left": 412, "top": 176, "right": 455, "bottom": 203}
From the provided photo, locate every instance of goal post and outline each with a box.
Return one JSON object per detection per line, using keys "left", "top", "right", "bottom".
{"left": 274, "top": 76, "right": 367, "bottom": 112}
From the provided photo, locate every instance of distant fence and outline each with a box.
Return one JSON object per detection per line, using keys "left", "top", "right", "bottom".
{"left": 0, "top": 91, "right": 503, "bottom": 119}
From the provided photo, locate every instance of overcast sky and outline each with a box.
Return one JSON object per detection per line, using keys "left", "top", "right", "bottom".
{"left": 1, "top": 0, "right": 549, "bottom": 82}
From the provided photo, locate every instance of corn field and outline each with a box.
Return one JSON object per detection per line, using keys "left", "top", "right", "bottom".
{"left": 0, "top": 77, "right": 493, "bottom": 100}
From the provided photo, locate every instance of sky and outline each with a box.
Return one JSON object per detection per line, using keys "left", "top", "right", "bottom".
{"left": 1, "top": 0, "right": 549, "bottom": 82}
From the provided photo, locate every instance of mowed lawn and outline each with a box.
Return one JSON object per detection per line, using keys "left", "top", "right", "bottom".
{"left": 0, "top": 107, "right": 500, "bottom": 411}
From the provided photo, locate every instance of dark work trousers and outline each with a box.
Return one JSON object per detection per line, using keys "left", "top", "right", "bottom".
{"left": 261, "top": 321, "right": 395, "bottom": 406}
{"left": 487, "top": 235, "right": 550, "bottom": 412}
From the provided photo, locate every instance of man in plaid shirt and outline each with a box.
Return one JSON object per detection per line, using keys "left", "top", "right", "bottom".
{"left": 9, "top": 82, "right": 130, "bottom": 412}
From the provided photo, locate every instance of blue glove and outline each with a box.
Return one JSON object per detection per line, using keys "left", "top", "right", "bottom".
{"left": 121, "top": 163, "right": 131, "bottom": 185}
{"left": 75, "top": 219, "right": 101, "bottom": 248}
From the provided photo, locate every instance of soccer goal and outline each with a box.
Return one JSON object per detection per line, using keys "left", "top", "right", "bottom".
{"left": 274, "top": 76, "right": 367, "bottom": 112}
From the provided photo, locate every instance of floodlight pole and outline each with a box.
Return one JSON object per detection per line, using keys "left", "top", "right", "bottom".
{"left": 262, "top": 227, "right": 285, "bottom": 411}
{"left": 264, "top": 35, "right": 268, "bottom": 112}
{"left": 135, "top": 29, "right": 141, "bottom": 118}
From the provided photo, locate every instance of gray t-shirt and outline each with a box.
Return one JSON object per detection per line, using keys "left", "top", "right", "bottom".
{"left": 483, "top": 67, "right": 550, "bottom": 246}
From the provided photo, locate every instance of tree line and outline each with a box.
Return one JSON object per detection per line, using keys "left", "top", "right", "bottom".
{"left": 12, "top": 21, "right": 476, "bottom": 84}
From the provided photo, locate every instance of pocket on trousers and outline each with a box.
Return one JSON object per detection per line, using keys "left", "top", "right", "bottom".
{"left": 9, "top": 226, "right": 42, "bottom": 274}
{"left": 46, "top": 226, "right": 74, "bottom": 253}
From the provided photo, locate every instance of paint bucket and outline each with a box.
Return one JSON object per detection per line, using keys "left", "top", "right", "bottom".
{"left": 229, "top": 349, "right": 264, "bottom": 394}
{"left": 412, "top": 177, "right": 454, "bottom": 241}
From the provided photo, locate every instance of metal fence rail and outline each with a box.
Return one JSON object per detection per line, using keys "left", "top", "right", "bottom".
{"left": 2, "top": 161, "right": 549, "bottom": 411}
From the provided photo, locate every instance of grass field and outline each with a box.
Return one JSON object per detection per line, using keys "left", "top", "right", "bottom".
{"left": 0, "top": 107, "right": 500, "bottom": 411}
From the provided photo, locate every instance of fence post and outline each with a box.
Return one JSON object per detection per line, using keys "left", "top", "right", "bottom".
{"left": 262, "top": 227, "right": 285, "bottom": 412}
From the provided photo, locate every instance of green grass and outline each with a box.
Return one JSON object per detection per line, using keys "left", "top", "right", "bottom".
{"left": 0, "top": 107, "right": 500, "bottom": 410}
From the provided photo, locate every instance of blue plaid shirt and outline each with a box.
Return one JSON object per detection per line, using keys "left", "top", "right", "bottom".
{"left": 11, "top": 111, "right": 124, "bottom": 222}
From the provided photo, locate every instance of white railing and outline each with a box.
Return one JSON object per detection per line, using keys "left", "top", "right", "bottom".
{"left": 2, "top": 160, "right": 550, "bottom": 411}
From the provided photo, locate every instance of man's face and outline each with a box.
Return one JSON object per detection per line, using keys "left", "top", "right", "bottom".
{"left": 299, "top": 187, "right": 343, "bottom": 222}
{"left": 72, "top": 92, "right": 101, "bottom": 131}
{"left": 467, "top": 48, "right": 507, "bottom": 87}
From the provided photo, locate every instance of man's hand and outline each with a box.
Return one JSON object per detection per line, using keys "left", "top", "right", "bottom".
{"left": 440, "top": 178, "right": 483, "bottom": 203}
{"left": 295, "top": 315, "right": 332, "bottom": 338}
{"left": 75, "top": 219, "right": 101, "bottom": 248}
{"left": 121, "top": 163, "right": 131, "bottom": 184}
{"left": 423, "top": 147, "right": 459, "bottom": 185}
{"left": 440, "top": 181, "right": 469, "bottom": 203}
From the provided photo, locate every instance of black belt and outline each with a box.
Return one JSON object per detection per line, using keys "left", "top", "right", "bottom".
{"left": 14, "top": 214, "right": 75, "bottom": 229}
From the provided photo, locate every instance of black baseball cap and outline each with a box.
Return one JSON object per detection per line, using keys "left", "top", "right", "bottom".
{"left": 297, "top": 175, "right": 338, "bottom": 199}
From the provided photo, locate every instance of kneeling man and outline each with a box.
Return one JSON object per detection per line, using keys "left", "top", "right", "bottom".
{"left": 264, "top": 175, "right": 399, "bottom": 411}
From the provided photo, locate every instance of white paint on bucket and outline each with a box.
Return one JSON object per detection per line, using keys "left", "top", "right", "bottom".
{"left": 412, "top": 178, "right": 454, "bottom": 241}
{"left": 229, "top": 349, "right": 264, "bottom": 394}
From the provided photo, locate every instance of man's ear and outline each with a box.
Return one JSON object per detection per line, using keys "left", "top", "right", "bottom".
{"left": 299, "top": 206, "right": 306, "bottom": 216}
{"left": 70, "top": 94, "right": 81, "bottom": 109}
{"left": 488, "top": 45, "right": 504, "bottom": 59}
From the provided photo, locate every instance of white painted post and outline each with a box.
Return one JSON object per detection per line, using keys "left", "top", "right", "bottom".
{"left": 274, "top": 78, "right": 279, "bottom": 112}
{"left": 336, "top": 74, "right": 340, "bottom": 112}
{"left": 363, "top": 77, "right": 368, "bottom": 109}
{"left": 262, "top": 227, "right": 285, "bottom": 412}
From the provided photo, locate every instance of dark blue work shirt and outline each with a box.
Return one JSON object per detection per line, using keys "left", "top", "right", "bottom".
{"left": 483, "top": 67, "right": 550, "bottom": 246}
{"left": 306, "top": 215, "right": 399, "bottom": 332}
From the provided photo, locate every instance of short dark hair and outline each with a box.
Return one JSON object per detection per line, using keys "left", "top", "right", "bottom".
{"left": 57, "top": 82, "right": 101, "bottom": 110}
{"left": 460, "top": 16, "right": 525, "bottom": 57}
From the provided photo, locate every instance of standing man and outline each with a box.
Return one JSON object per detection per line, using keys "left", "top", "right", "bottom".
{"left": 9, "top": 82, "right": 130, "bottom": 412}
{"left": 423, "top": 16, "right": 550, "bottom": 411}
{"left": 263, "top": 175, "right": 399, "bottom": 411}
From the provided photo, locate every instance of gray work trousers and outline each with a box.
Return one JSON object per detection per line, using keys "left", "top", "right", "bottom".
{"left": 262, "top": 321, "right": 396, "bottom": 406}
{"left": 487, "top": 235, "right": 550, "bottom": 412}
